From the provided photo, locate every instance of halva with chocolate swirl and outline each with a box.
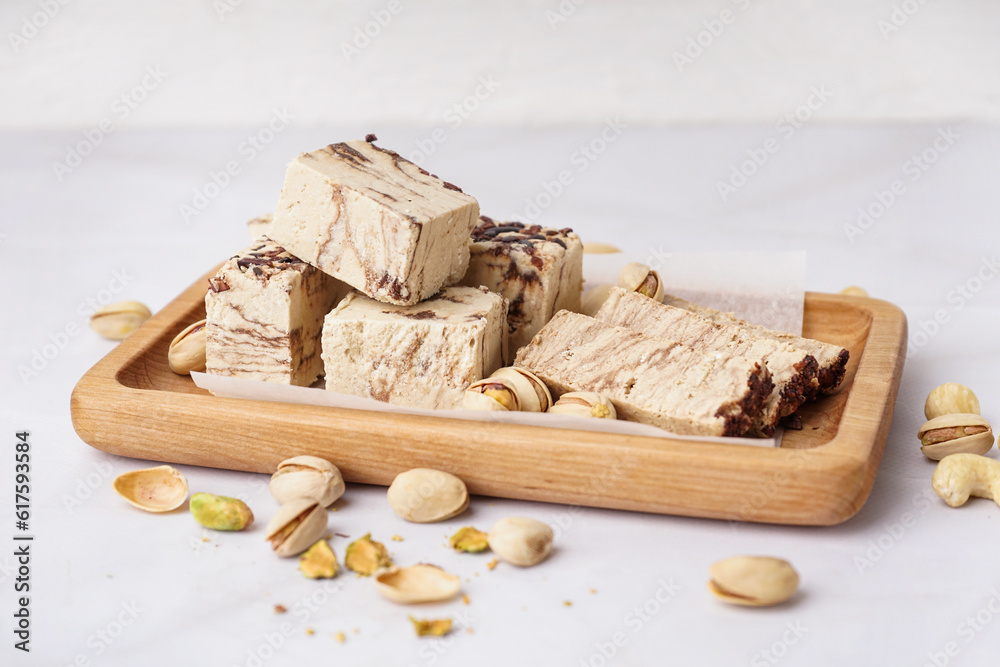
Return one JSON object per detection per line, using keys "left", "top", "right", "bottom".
{"left": 267, "top": 138, "right": 480, "bottom": 306}
{"left": 460, "top": 217, "right": 583, "bottom": 359}
{"left": 595, "top": 287, "right": 817, "bottom": 436}
{"left": 514, "top": 310, "right": 774, "bottom": 437}
{"left": 205, "top": 238, "right": 348, "bottom": 386}
{"left": 661, "top": 293, "right": 849, "bottom": 397}
{"left": 321, "top": 286, "right": 507, "bottom": 410}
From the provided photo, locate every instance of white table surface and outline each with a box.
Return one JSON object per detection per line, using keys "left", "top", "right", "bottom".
{"left": 2, "top": 125, "right": 1000, "bottom": 665}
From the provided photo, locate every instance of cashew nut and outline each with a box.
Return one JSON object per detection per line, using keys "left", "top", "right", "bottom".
{"left": 931, "top": 453, "right": 1000, "bottom": 508}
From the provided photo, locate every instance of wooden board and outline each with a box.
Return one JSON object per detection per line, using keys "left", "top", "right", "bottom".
{"left": 70, "top": 266, "right": 908, "bottom": 526}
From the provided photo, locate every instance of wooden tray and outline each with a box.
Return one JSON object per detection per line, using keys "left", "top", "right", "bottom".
{"left": 71, "top": 266, "right": 908, "bottom": 526}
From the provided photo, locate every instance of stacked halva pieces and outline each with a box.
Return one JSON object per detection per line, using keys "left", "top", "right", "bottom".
{"left": 206, "top": 137, "right": 579, "bottom": 409}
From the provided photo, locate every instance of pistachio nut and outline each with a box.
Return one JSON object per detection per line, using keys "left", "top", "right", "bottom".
{"left": 547, "top": 392, "right": 617, "bottom": 419}
{"left": 409, "top": 616, "right": 453, "bottom": 637}
{"left": 89, "top": 300, "right": 152, "bottom": 340}
{"left": 580, "top": 284, "right": 613, "bottom": 317}
{"left": 168, "top": 319, "right": 206, "bottom": 375}
{"left": 345, "top": 533, "right": 393, "bottom": 576}
{"left": 918, "top": 413, "right": 993, "bottom": 460}
{"left": 839, "top": 285, "right": 869, "bottom": 297}
{"left": 924, "top": 383, "right": 981, "bottom": 420}
{"left": 264, "top": 498, "right": 327, "bottom": 557}
{"left": 374, "top": 564, "right": 461, "bottom": 604}
{"left": 299, "top": 539, "right": 339, "bottom": 579}
{"left": 582, "top": 242, "right": 621, "bottom": 254}
{"left": 461, "top": 377, "right": 519, "bottom": 411}
{"left": 708, "top": 556, "right": 799, "bottom": 607}
{"left": 189, "top": 492, "right": 254, "bottom": 530}
{"left": 617, "top": 262, "right": 663, "bottom": 302}
{"left": 269, "top": 455, "right": 345, "bottom": 507}
{"left": 387, "top": 468, "right": 469, "bottom": 523}
{"left": 490, "top": 367, "right": 553, "bottom": 412}
{"left": 448, "top": 526, "right": 489, "bottom": 553}
{"left": 487, "top": 517, "right": 553, "bottom": 567}
{"left": 112, "top": 465, "right": 188, "bottom": 513}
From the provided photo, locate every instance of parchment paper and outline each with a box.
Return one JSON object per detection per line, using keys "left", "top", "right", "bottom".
{"left": 192, "top": 252, "right": 806, "bottom": 448}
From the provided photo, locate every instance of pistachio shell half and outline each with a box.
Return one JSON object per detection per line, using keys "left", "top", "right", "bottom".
{"left": 374, "top": 564, "right": 461, "bottom": 604}
{"left": 112, "top": 465, "right": 188, "bottom": 513}
{"left": 90, "top": 300, "right": 152, "bottom": 340}
{"left": 264, "top": 498, "right": 328, "bottom": 557}
{"left": 269, "top": 455, "right": 345, "bottom": 507}
{"left": 548, "top": 392, "right": 617, "bottom": 419}
{"left": 387, "top": 468, "right": 469, "bottom": 523}
{"left": 709, "top": 556, "right": 799, "bottom": 607}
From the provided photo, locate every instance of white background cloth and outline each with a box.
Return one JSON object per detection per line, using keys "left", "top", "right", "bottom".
{"left": 2, "top": 124, "right": 1000, "bottom": 665}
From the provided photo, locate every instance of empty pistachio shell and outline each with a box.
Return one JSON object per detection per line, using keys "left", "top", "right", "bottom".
{"left": 709, "top": 556, "right": 799, "bottom": 607}
{"left": 583, "top": 242, "right": 621, "bottom": 254}
{"left": 580, "top": 284, "right": 614, "bottom": 317}
{"left": 449, "top": 526, "right": 489, "bottom": 553}
{"left": 918, "top": 414, "right": 993, "bottom": 460}
{"left": 190, "top": 492, "right": 254, "bottom": 530}
{"left": 264, "top": 498, "right": 327, "bottom": 557}
{"left": 410, "top": 616, "right": 453, "bottom": 637}
{"left": 269, "top": 455, "right": 345, "bottom": 507}
{"left": 112, "top": 465, "right": 188, "bottom": 513}
{"left": 618, "top": 262, "right": 663, "bottom": 302}
{"left": 387, "top": 468, "right": 469, "bottom": 523}
{"left": 374, "top": 564, "right": 461, "bottom": 604}
{"left": 924, "top": 383, "right": 981, "bottom": 420}
{"left": 462, "top": 377, "right": 519, "bottom": 412}
{"left": 487, "top": 517, "right": 554, "bottom": 567}
{"left": 168, "top": 319, "right": 206, "bottom": 375}
{"left": 90, "top": 300, "right": 152, "bottom": 340}
{"left": 491, "top": 367, "right": 553, "bottom": 412}
{"left": 299, "top": 539, "right": 338, "bottom": 579}
{"left": 345, "top": 533, "right": 393, "bottom": 576}
{"left": 548, "top": 392, "right": 617, "bottom": 419}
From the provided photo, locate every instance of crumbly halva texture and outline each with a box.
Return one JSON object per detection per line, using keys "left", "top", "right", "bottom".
{"left": 322, "top": 286, "right": 507, "bottom": 410}
{"left": 514, "top": 311, "right": 774, "bottom": 436}
{"left": 595, "top": 288, "right": 817, "bottom": 436}
{"left": 460, "top": 216, "right": 583, "bottom": 359}
{"left": 205, "top": 238, "right": 347, "bottom": 385}
{"left": 268, "top": 139, "right": 480, "bottom": 306}
{"left": 661, "top": 293, "right": 849, "bottom": 396}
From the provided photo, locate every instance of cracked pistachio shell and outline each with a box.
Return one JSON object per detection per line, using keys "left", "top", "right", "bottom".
{"left": 189, "top": 492, "right": 254, "bottom": 530}
{"left": 491, "top": 367, "right": 553, "bottom": 412}
{"left": 345, "top": 533, "right": 393, "bottom": 576}
{"left": 299, "top": 539, "right": 338, "bottom": 579}
{"left": 449, "top": 526, "right": 489, "bottom": 553}
{"left": 487, "top": 517, "right": 554, "bottom": 567}
{"left": 113, "top": 465, "right": 188, "bottom": 513}
{"left": 617, "top": 263, "right": 663, "bottom": 302}
{"left": 264, "top": 498, "right": 327, "bottom": 557}
{"left": 387, "top": 469, "right": 469, "bottom": 523}
{"left": 374, "top": 564, "right": 461, "bottom": 604}
{"left": 548, "top": 392, "right": 617, "bottom": 419}
{"left": 709, "top": 556, "right": 799, "bottom": 607}
{"left": 269, "top": 455, "right": 345, "bottom": 507}
{"left": 918, "top": 414, "right": 993, "bottom": 460}
{"left": 924, "top": 383, "right": 981, "bottom": 420}
{"left": 462, "top": 377, "right": 519, "bottom": 411}
{"left": 89, "top": 300, "right": 152, "bottom": 340}
{"left": 168, "top": 319, "right": 207, "bottom": 375}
